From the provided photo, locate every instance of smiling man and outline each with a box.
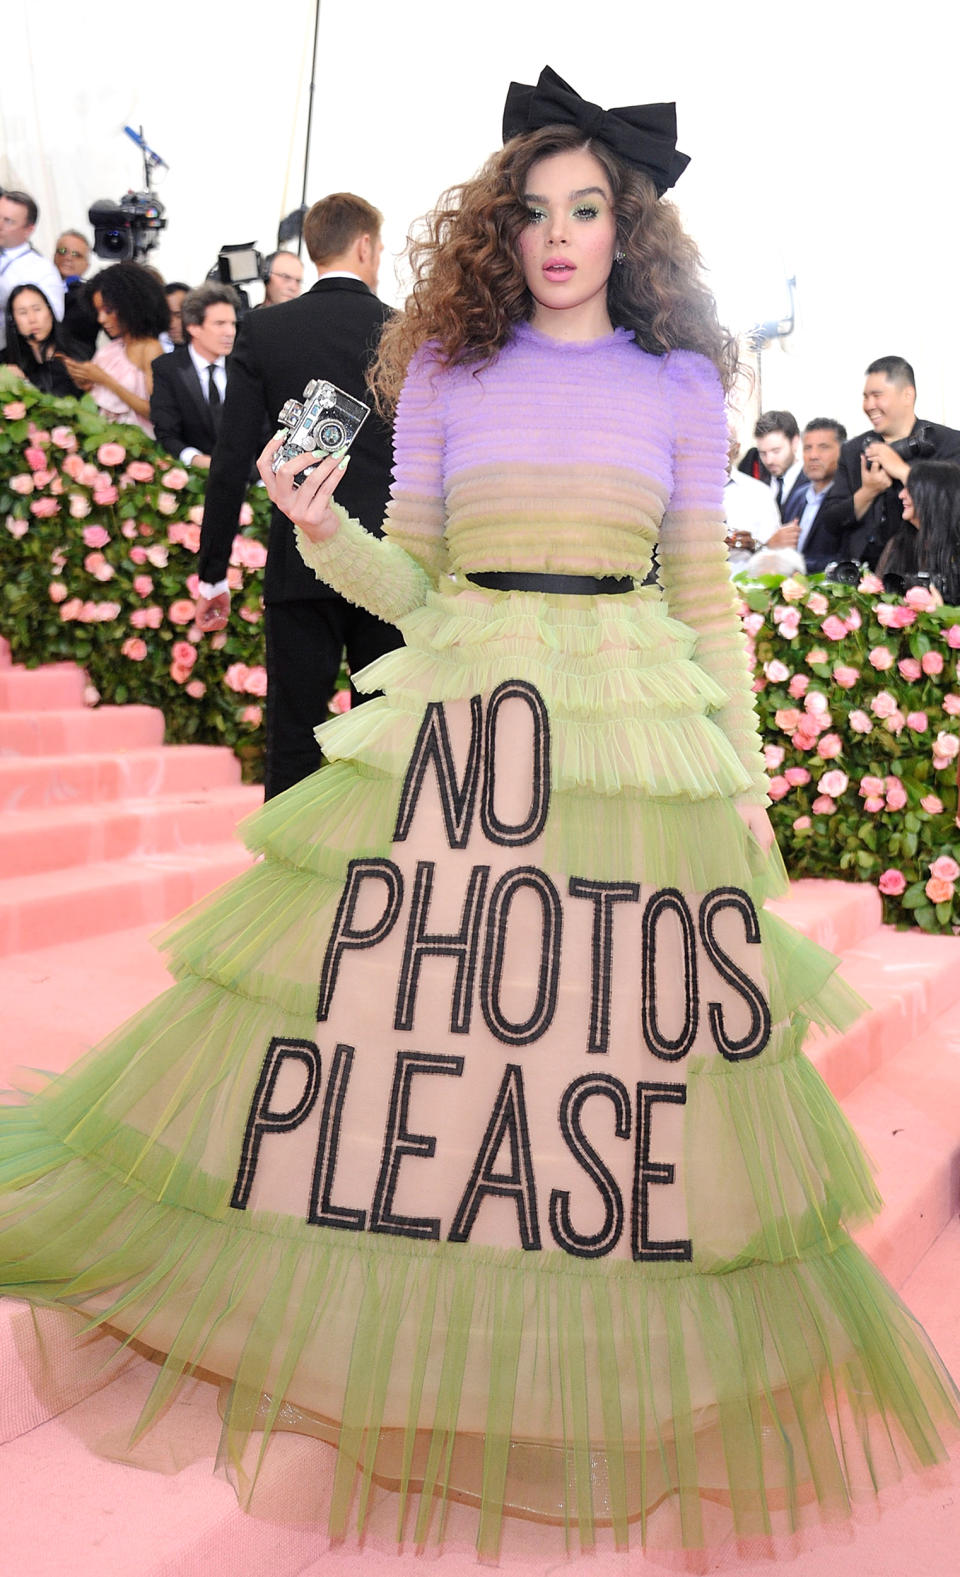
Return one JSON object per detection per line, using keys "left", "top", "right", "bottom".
{"left": 816, "top": 356, "right": 960, "bottom": 568}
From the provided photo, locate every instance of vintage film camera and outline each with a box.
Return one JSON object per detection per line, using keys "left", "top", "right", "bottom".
{"left": 272, "top": 380, "right": 370, "bottom": 487}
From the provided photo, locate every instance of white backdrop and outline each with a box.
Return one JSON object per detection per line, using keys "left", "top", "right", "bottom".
{"left": 4, "top": 0, "right": 959, "bottom": 441}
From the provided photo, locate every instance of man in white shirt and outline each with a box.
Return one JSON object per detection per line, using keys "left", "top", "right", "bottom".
{"left": 0, "top": 190, "right": 65, "bottom": 351}
{"left": 149, "top": 283, "right": 239, "bottom": 467}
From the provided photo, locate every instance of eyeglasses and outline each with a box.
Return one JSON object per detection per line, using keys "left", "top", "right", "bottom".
{"left": 270, "top": 271, "right": 302, "bottom": 285}
{"left": 56, "top": 246, "right": 86, "bottom": 259}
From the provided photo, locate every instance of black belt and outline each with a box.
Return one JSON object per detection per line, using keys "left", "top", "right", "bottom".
{"left": 468, "top": 571, "right": 634, "bottom": 595}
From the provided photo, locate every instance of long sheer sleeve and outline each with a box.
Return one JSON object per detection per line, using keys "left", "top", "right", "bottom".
{"left": 656, "top": 350, "right": 769, "bottom": 805}
{"left": 296, "top": 346, "right": 450, "bottom": 624}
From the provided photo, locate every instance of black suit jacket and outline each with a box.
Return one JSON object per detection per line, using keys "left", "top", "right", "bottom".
{"left": 151, "top": 346, "right": 223, "bottom": 460}
{"left": 198, "top": 278, "right": 393, "bottom": 602}
{"left": 816, "top": 418, "right": 960, "bottom": 567}
{"left": 780, "top": 469, "right": 809, "bottom": 524}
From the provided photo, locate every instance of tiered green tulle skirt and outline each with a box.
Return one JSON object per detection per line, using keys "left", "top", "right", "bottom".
{"left": 0, "top": 578, "right": 957, "bottom": 1557}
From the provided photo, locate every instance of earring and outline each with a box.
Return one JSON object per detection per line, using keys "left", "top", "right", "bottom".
{"left": 614, "top": 250, "right": 625, "bottom": 264}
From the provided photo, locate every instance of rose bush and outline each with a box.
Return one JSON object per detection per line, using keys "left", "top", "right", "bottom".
{"left": 740, "top": 570, "right": 960, "bottom": 934}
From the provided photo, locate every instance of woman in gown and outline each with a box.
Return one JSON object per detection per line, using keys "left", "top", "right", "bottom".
{"left": 1, "top": 68, "right": 958, "bottom": 1561}
{"left": 59, "top": 261, "right": 167, "bottom": 435}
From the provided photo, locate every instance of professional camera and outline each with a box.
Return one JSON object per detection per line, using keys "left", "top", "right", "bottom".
{"left": 88, "top": 192, "right": 166, "bottom": 261}
{"left": 862, "top": 424, "right": 936, "bottom": 463}
{"left": 272, "top": 380, "right": 370, "bottom": 487}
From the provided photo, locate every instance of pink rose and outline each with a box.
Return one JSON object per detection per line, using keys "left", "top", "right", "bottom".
{"left": 93, "top": 602, "right": 121, "bottom": 622}
{"left": 811, "top": 795, "right": 836, "bottom": 815}
{"left": 187, "top": 505, "right": 205, "bottom": 526}
{"left": 817, "top": 733, "right": 843, "bottom": 760}
{"left": 878, "top": 869, "right": 907, "bottom": 896}
{"left": 230, "top": 536, "right": 269, "bottom": 570}
{"left": 884, "top": 778, "right": 908, "bottom": 811}
{"left": 849, "top": 710, "right": 873, "bottom": 734}
{"left": 327, "top": 691, "right": 350, "bottom": 715}
{"left": 942, "top": 694, "right": 960, "bottom": 716}
{"left": 156, "top": 491, "right": 179, "bottom": 516}
{"left": 804, "top": 690, "right": 829, "bottom": 716}
{"left": 922, "top": 650, "right": 944, "bottom": 677}
{"left": 943, "top": 625, "right": 960, "bottom": 650}
{"left": 30, "top": 497, "right": 60, "bottom": 518}
{"left": 186, "top": 680, "right": 206, "bottom": 699}
{"left": 227, "top": 566, "right": 244, "bottom": 591}
{"left": 130, "top": 606, "right": 163, "bottom": 630}
{"left": 806, "top": 591, "right": 829, "bottom": 616}
{"left": 239, "top": 606, "right": 262, "bottom": 624}
{"left": 170, "top": 661, "right": 194, "bottom": 684}
{"left": 890, "top": 605, "right": 917, "bottom": 629}
{"left": 785, "top": 766, "right": 811, "bottom": 786}
{"left": 5, "top": 516, "right": 28, "bottom": 538}
{"left": 9, "top": 473, "right": 35, "bottom": 495}
{"left": 186, "top": 573, "right": 201, "bottom": 597}
{"left": 161, "top": 467, "right": 189, "bottom": 490}
{"left": 934, "top": 731, "right": 960, "bottom": 761}
{"left": 68, "top": 494, "right": 91, "bottom": 519}
{"left": 175, "top": 523, "right": 201, "bottom": 553}
{"left": 819, "top": 770, "right": 849, "bottom": 799}
{"left": 767, "top": 775, "right": 790, "bottom": 802}
{"left": 774, "top": 707, "right": 802, "bottom": 733}
{"left": 845, "top": 607, "right": 862, "bottom": 631}
{"left": 868, "top": 645, "right": 894, "bottom": 671}
{"left": 243, "top": 665, "right": 268, "bottom": 696}
{"left": 238, "top": 502, "right": 253, "bottom": 527}
{"left": 921, "top": 795, "right": 944, "bottom": 815}
{"left": 793, "top": 726, "right": 819, "bottom": 752}
{"left": 821, "top": 614, "right": 848, "bottom": 641}
{"left": 779, "top": 608, "right": 802, "bottom": 639}
{"left": 884, "top": 709, "right": 906, "bottom": 735}
{"left": 121, "top": 637, "right": 147, "bottom": 661}
{"left": 97, "top": 441, "right": 126, "bottom": 467}
{"left": 764, "top": 658, "right": 791, "bottom": 683}
{"left": 787, "top": 672, "right": 810, "bottom": 699}
{"left": 875, "top": 604, "right": 898, "bottom": 628}
{"left": 806, "top": 647, "right": 828, "bottom": 666}
{"left": 33, "top": 468, "right": 56, "bottom": 489}
{"left": 61, "top": 453, "right": 85, "bottom": 481}
{"left": 930, "top": 855, "right": 960, "bottom": 883}
{"left": 125, "top": 460, "right": 155, "bottom": 482}
{"left": 138, "top": 521, "right": 154, "bottom": 537}
{"left": 133, "top": 574, "right": 154, "bottom": 597}
{"left": 171, "top": 640, "right": 197, "bottom": 670}
{"left": 210, "top": 632, "right": 227, "bottom": 651}
{"left": 870, "top": 691, "right": 898, "bottom": 718}
{"left": 743, "top": 612, "right": 764, "bottom": 637}
{"left": 59, "top": 597, "right": 83, "bottom": 621}
{"left": 907, "top": 711, "right": 928, "bottom": 732}
{"left": 27, "top": 425, "right": 49, "bottom": 442}
{"left": 898, "top": 657, "right": 922, "bottom": 680}
{"left": 926, "top": 876, "right": 955, "bottom": 905}
{"left": 764, "top": 744, "right": 785, "bottom": 770}
{"left": 145, "top": 544, "right": 169, "bottom": 568}
{"left": 168, "top": 598, "right": 196, "bottom": 625}
{"left": 860, "top": 777, "right": 885, "bottom": 797}
{"left": 51, "top": 427, "right": 77, "bottom": 451}
{"left": 905, "top": 584, "right": 938, "bottom": 611}
{"left": 128, "top": 546, "right": 148, "bottom": 565}
{"left": 241, "top": 704, "right": 263, "bottom": 725}
{"left": 780, "top": 577, "right": 805, "bottom": 603}
{"left": 3, "top": 400, "right": 27, "bottom": 419}
{"left": 792, "top": 815, "right": 811, "bottom": 831}
{"left": 92, "top": 484, "right": 119, "bottom": 506}
{"left": 78, "top": 462, "right": 100, "bottom": 487}
{"left": 82, "top": 525, "right": 109, "bottom": 549}
{"left": 832, "top": 664, "right": 860, "bottom": 689}
{"left": 858, "top": 572, "right": 884, "bottom": 595}
{"left": 224, "top": 663, "right": 250, "bottom": 692}
{"left": 864, "top": 795, "right": 885, "bottom": 813}
{"left": 48, "top": 581, "right": 68, "bottom": 602}
{"left": 24, "top": 445, "right": 47, "bottom": 471}
{"left": 88, "top": 554, "right": 115, "bottom": 582}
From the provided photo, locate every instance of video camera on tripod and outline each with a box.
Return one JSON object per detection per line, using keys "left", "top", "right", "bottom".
{"left": 88, "top": 126, "right": 168, "bottom": 262}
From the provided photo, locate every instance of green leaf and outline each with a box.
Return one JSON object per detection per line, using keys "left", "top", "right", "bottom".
{"left": 936, "top": 900, "right": 954, "bottom": 926}
{"left": 901, "top": 882, "right": 928, "bottom": 910}
{"left": 915, "top": 905, "right": 938, "bottom": 932}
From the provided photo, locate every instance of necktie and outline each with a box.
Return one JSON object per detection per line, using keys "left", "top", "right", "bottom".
{"left": 776, "top": 475, "right": 785, "bottom": 514}
{"left": 207, "top": 363, "right": 222, "bottom": 428}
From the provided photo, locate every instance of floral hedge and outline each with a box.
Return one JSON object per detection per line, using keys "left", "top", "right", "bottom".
{"left": 741, "top": 571, "right": 960, "bottom": 934}
{"left": 0, "top": 370, "right": 272, "bottom": 777}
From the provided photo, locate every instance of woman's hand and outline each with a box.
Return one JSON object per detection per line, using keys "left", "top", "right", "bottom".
{"left": 735, "top": 800, "right": 776, "bottom": 854}
{"left": 57, "top": 354, "right": 100, "bottom": 390}
{"left": 256, "top": 437, "right": 350, "bottom": 544}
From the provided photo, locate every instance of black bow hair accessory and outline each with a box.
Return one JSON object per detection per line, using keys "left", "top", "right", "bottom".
{"left": 502, "top": 66, "right": 690, "bottom": 197}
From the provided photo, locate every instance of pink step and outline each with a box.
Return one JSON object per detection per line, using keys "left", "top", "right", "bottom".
{"left": 0, "top": 843, "right": 253, "bottom": 955}
{"left": 767, "top": 876, "right": 881, "bottom": 955}
{"left": 0, "top": 663, "right": 87, "bottom": 711}
{"left": 0, "top": 704, "right": 165, "bottom": 757}
{"left": 0, "top": 784, "right": 261, "bottom": 878}
{"left": 0, "top": 744, "right": 240, "bottom": 813}
{"left": 0, "top": 1299, "right": 146, "bottom": 1447}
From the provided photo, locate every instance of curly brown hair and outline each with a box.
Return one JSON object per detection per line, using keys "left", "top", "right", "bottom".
{"left": 372, "top": 123, "right": 738, "bottom": 413}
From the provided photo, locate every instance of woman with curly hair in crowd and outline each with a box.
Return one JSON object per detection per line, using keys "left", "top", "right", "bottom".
{"left": 60, "top": 260, "right": 168, "bottom": 433}
{"left": 878, "top": 459, "right": 960, "bottom": 602}
{"left": 2, "top": 282, "right": 88, "bottom": 397}
{"left": 1, "top": 68, "right": 957, "bottom": 1565}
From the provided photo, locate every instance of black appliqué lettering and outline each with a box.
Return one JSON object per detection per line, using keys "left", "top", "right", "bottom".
{"left": 641, "top": 888, "right": 698, "bottom": 1061}
{"left": 370, "top": 1050, "right": 464, "bottom": 1240}
{"left": 308, "top": 1043, "right": 366, "bottom": 1231}
{"left": 394, "top": 860, "right": 490, "bottom": 1034}
{"left": 480, "top": 867, "right": 562, "bottom": 1045}
{"left": 449, "top": 1064, "right": 541, "bottom": 1250}
{"left": 393, "top": 696, "right": 483, "bottom": 849}
{"left": 632, "top": 1081, "right": 691, "bottom": 1262}
{"left": 317, "top": 858, "right": 403, "bottom": 1021}
{"left": 230, "top": 1037, "right": 321, "bottom": 1211}
{"left": 549, "top": 1074, "right": 631, "bottom": 1259}
{"left": 568, "top": 878, "right": 641, "bottom": 1054}
{"left": 480, "top": 680, "right": 551, "bottom": 846}
{"left": 698, "top": 887, "right": 772, "bottom": 1061}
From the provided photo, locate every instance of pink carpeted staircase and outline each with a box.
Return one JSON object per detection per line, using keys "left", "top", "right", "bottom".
{"left": 1, "top": 642, "right": 958, "bottom": 1577}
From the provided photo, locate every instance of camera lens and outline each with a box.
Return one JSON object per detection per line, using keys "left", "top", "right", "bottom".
{"left": 319, "top": 421, "right": 345, "bottom": 449}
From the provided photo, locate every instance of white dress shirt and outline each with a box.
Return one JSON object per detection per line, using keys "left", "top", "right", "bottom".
{"left": 725, "top": 471, "right": 781, "bottom": 575}
{"left": 0, "top": 245, "right": 66, "bottom": 350}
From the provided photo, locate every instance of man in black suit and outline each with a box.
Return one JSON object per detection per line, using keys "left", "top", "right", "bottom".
{"left": 195, "top": 193, "right": 401, "bottom": 799}
{"left": 815, "top": 356, "right": 960, "bottom": 568}
{"left": 151, "top": 283, "right": 239, "bottom": 467}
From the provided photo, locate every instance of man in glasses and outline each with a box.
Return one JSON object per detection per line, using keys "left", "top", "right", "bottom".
{"left": 0, "top": 190, "right": 65, "bottom": 352}
{"left": 53, "top": 229, "right": 98, "bottom": 357}
{"left": 261, "top": 250, "right": 305, "bottom": 306}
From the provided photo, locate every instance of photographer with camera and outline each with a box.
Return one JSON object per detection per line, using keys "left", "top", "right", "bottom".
{"left": 0, "top": 191, "right": 65, "bottom": 352}
{"left": 816, "top": 355, "right": 960, "bottom": 568}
